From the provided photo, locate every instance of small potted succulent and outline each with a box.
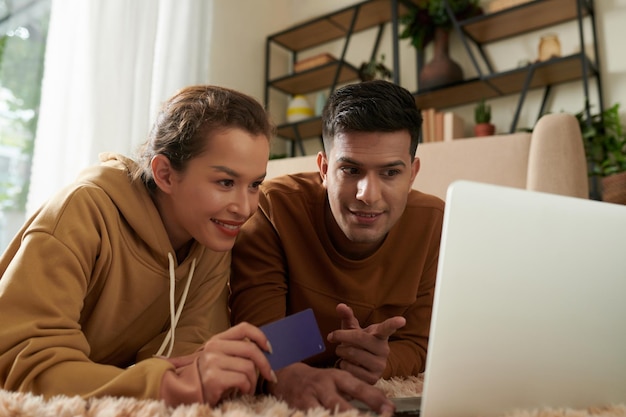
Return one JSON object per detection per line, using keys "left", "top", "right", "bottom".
{"left": 474, "top": 99, "right": 495, "bottom": 137}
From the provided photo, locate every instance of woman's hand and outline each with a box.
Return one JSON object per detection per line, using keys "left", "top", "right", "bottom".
{"left": 159, "top": 322, "right": 276, "bottom": 406}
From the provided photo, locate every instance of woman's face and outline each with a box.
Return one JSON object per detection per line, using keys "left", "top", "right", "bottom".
{"left": 156, "top": 127, "right": 270, "bottom": 253}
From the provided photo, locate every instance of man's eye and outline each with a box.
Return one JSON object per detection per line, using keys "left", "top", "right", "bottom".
{"left": 341, "top": 167, "right": 359, "bottom": 175}
{"left": 384, "top": 169, "right": 401, "bottom": 177}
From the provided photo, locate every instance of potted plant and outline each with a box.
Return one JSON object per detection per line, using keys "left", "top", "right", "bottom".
{"left": 399, "top": 0, "right": 483, "bottom": 89}
{"left": 575, "top": 102, "right": 626, "bottom": 204}
{"left": 358, "top": 54, "right": 393, "bottom": 82}
{"left": 474, "top": 99, "right": 495, "bottom": 136}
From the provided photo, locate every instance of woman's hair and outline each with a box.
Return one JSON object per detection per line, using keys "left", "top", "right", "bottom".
{"left": 321, "top": 80, "right": 422, "bottom": 160}
{"left": 131, "top": 85, "right": 274, "bottom": 191}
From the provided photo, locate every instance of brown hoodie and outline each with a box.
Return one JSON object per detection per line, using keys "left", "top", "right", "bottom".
{"left": 0, "top": 153, "right": 230, "bottom": 400}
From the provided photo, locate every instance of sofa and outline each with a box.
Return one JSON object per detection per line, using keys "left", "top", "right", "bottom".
{"left": 267, "top": 113, "right": 590, "bottom": 201}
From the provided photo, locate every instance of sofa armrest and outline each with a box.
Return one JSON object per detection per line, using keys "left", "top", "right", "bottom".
{"left": 526, "top": 113, "right": 589, "bottom": 199}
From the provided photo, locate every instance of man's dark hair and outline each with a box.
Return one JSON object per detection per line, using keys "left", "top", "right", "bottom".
{"left": 321, "top": 80, "right": 422, "bottom": 159}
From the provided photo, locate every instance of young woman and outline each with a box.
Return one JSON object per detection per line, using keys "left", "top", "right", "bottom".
{"left": 0, "top": 85, "right": 276, "bottom": 406}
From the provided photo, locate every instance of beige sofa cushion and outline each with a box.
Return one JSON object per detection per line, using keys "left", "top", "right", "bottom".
{"left": 414, "top": 133, "right": 531, "bottom": 200}
{"left": 265, "top": 113, "right": 588, "bottom": 201}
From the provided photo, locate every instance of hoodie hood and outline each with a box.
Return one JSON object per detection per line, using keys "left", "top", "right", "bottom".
{"left": 75, "top": 152, "right": 175, "bottom": 261}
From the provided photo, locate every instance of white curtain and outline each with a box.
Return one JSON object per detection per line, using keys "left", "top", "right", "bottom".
{"left": 27, "top": 0, "right": 213, "bottom": 214}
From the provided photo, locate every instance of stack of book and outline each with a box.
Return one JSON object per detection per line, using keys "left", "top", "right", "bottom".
{"left": 421, "top": 109, "right": 465, "bottom": 143}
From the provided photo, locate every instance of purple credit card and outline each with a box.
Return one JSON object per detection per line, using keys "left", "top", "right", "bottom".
{"left": 259, "top": 308, "right": 326, "bottom": 370}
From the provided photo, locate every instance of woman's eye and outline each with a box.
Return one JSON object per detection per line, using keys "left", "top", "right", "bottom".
{"left": 219, "top": 179, "right": 234, "bottom": 187}
{"left": 250, "top": 180, "right": 263, "bottom": 190}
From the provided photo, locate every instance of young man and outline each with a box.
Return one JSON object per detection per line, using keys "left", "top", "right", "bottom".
{"left": 230, "top": 80, "right": 445, "bottom": 411}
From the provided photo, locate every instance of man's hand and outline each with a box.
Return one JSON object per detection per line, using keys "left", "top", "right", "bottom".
{"left": 267, "top": 362, "right": 394, "bottom": 416}
{"left": 327, "top": 303, "right": 406, "bottom": 384}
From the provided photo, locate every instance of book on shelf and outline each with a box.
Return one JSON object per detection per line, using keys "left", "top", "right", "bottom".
{"left": 421, "top": 109, "right": 464, "bottom": 142}
{"left": 421, "top": 108, "right": 436, "bottom": 142}
{"left": 443, "top": 112, "right": 465, "bottom": 141}
{"left": 293, "top": 53, "right": 336, "bottom": 72}
{"left": 434, "top": 111, "right": 444, "bottom": 142}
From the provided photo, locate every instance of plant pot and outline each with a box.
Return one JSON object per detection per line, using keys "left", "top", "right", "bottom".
{"left": 474, "top": 123, "right": 495, "bottom": 137}
{"left": 601, "top": 171, "right": 626, "bottom": 205}
{"left": 419, "top": 28, "right": 464, "bottom": 90}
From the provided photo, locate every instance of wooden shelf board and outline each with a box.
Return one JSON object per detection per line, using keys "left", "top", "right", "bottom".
{"left": 486, "top": 54, "right": 594, "bottom": 94}
{"left": 414, "top": 79, "right": 500, "bottom": 109}
{"left": 270, "top": 0, "right": 410, "bottom": 52}
{"left": 413, "top": 54, "right": 594, "bottom": 110}
{"left": 271, "top": 19, "right": 347, "bottom": 51}
{"left": 463, "top": 0, "right": 587, "bottom": 43}
{"left": 276, "top": 117, "right": 323, "bottom": 141}
{"left": 270, "top": 61, "right": 360, "bottom": 95}
{"left": 329, "top": 0, "right": 410, "bottom": 34}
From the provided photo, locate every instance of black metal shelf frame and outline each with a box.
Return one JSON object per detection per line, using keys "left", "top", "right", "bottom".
{"left": 438, "top": 0, "right": 603, "bottom": 133}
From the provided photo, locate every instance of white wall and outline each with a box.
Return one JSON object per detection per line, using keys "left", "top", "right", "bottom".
{"left": 208, "top": 0, "right": 626, "bottom": 156}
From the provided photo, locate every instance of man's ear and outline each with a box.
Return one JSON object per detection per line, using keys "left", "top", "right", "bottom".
{"left": 409, "top": 157, "right": 420, "bottom": 192}
{"left": 316, "top": 151, "right": 329, "bottom": 185}
{"left": 151, "top": 154, "right": 175, "bottom": 194}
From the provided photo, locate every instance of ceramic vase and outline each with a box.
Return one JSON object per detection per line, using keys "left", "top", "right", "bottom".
{"left": 286, "top": 95, "right": 314, "bottom": 123}
{"left": 419, "top": 27, "right": 464, "bottom": 90}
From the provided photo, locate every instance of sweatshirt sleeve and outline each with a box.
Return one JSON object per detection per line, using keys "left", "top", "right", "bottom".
{"left": 384, "top": 203, "right": 442, "bottom": 377}
{"left": 229, "top": 192, "right": 288, "bottom": 326}
{"left": 385, "top": 252, "right": 438, "bottom": 377}
{"left": 0, "top": 231, "right": 168, "bottom": 399}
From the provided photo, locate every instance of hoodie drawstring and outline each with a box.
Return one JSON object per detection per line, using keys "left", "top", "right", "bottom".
{"left": 155, "top": 252, "right": 196, "bottom": 358}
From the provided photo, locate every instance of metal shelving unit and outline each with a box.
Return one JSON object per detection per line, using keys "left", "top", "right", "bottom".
{"left": 265, "top": 0, "right": 603, "bottom": 154}
{"left": 417, "top": 0, "right": 603, "bottom": 133}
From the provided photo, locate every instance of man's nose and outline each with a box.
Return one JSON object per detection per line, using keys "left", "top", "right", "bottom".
{"left": 356, "top": 174, "right": 381, "bottom": 205}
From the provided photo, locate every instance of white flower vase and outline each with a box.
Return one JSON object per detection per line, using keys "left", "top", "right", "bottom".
{"left": 287, "top": 95, "right": 314, "bottom": 123}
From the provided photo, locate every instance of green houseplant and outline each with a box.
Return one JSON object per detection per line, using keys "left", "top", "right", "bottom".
{"left": 358, "top": 54, "right": 393, "bottom": 82}
{"left": 474, "top": 99, "right": 495, "bottom": 137}
{"left": 399, "top": 0, "right": 483, "bottom": 51}
{"left": 576, "top": 102, "right": 626, "bottom": 204}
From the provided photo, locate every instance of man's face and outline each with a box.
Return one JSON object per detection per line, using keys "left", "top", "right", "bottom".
{"left": 317, "top": 130, "right": 420, "bottom": 258}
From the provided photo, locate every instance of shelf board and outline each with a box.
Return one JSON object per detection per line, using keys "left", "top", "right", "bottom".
{"left": 414, "top": 53, "right": 595, "bottom": 110}
{"left": 414, "top": 79, "right": 499, "bottom": 109}
{"left": 269, "top": 0, "right": 410, "bottom": 52}
{"left": 276, "top": 117, "right": 323, "bottom": 141}
{"left": 462, "top": 0, "right": 589, "bottom": 44}
{"left": 270, "top": 61, "right": 360, "bottom": 95}
{"left": 486, "top": 53, "right": 595, "bottom": 94}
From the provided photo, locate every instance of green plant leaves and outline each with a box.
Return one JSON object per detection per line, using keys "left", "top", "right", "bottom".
{"left": 576, "top": 103, "right": 626, "bottom": 177}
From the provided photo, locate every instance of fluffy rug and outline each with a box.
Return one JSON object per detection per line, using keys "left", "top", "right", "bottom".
{"left": 0, "top": 376, "right": 624, "bottom": 417}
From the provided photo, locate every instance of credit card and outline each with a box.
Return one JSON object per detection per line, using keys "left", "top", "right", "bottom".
{"left": 259, "top": 308, "right": 326, "bottom": 370}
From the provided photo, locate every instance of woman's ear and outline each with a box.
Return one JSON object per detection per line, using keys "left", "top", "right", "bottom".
{"left": 151, "top": 154, "right": 175, "bottom": 194}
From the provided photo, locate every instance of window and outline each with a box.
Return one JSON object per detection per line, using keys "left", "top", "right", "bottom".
{"left": 0, "top": 0, "right": 50, "bottom": 251}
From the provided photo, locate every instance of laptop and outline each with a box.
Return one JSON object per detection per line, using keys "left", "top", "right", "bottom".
{"left": 417, "top": 180, "right": 626, "bottom": 417}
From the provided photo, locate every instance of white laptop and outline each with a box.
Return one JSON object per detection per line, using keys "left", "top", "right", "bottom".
{"left": 419, "top": 180, "right": 626, "bottom": 417}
